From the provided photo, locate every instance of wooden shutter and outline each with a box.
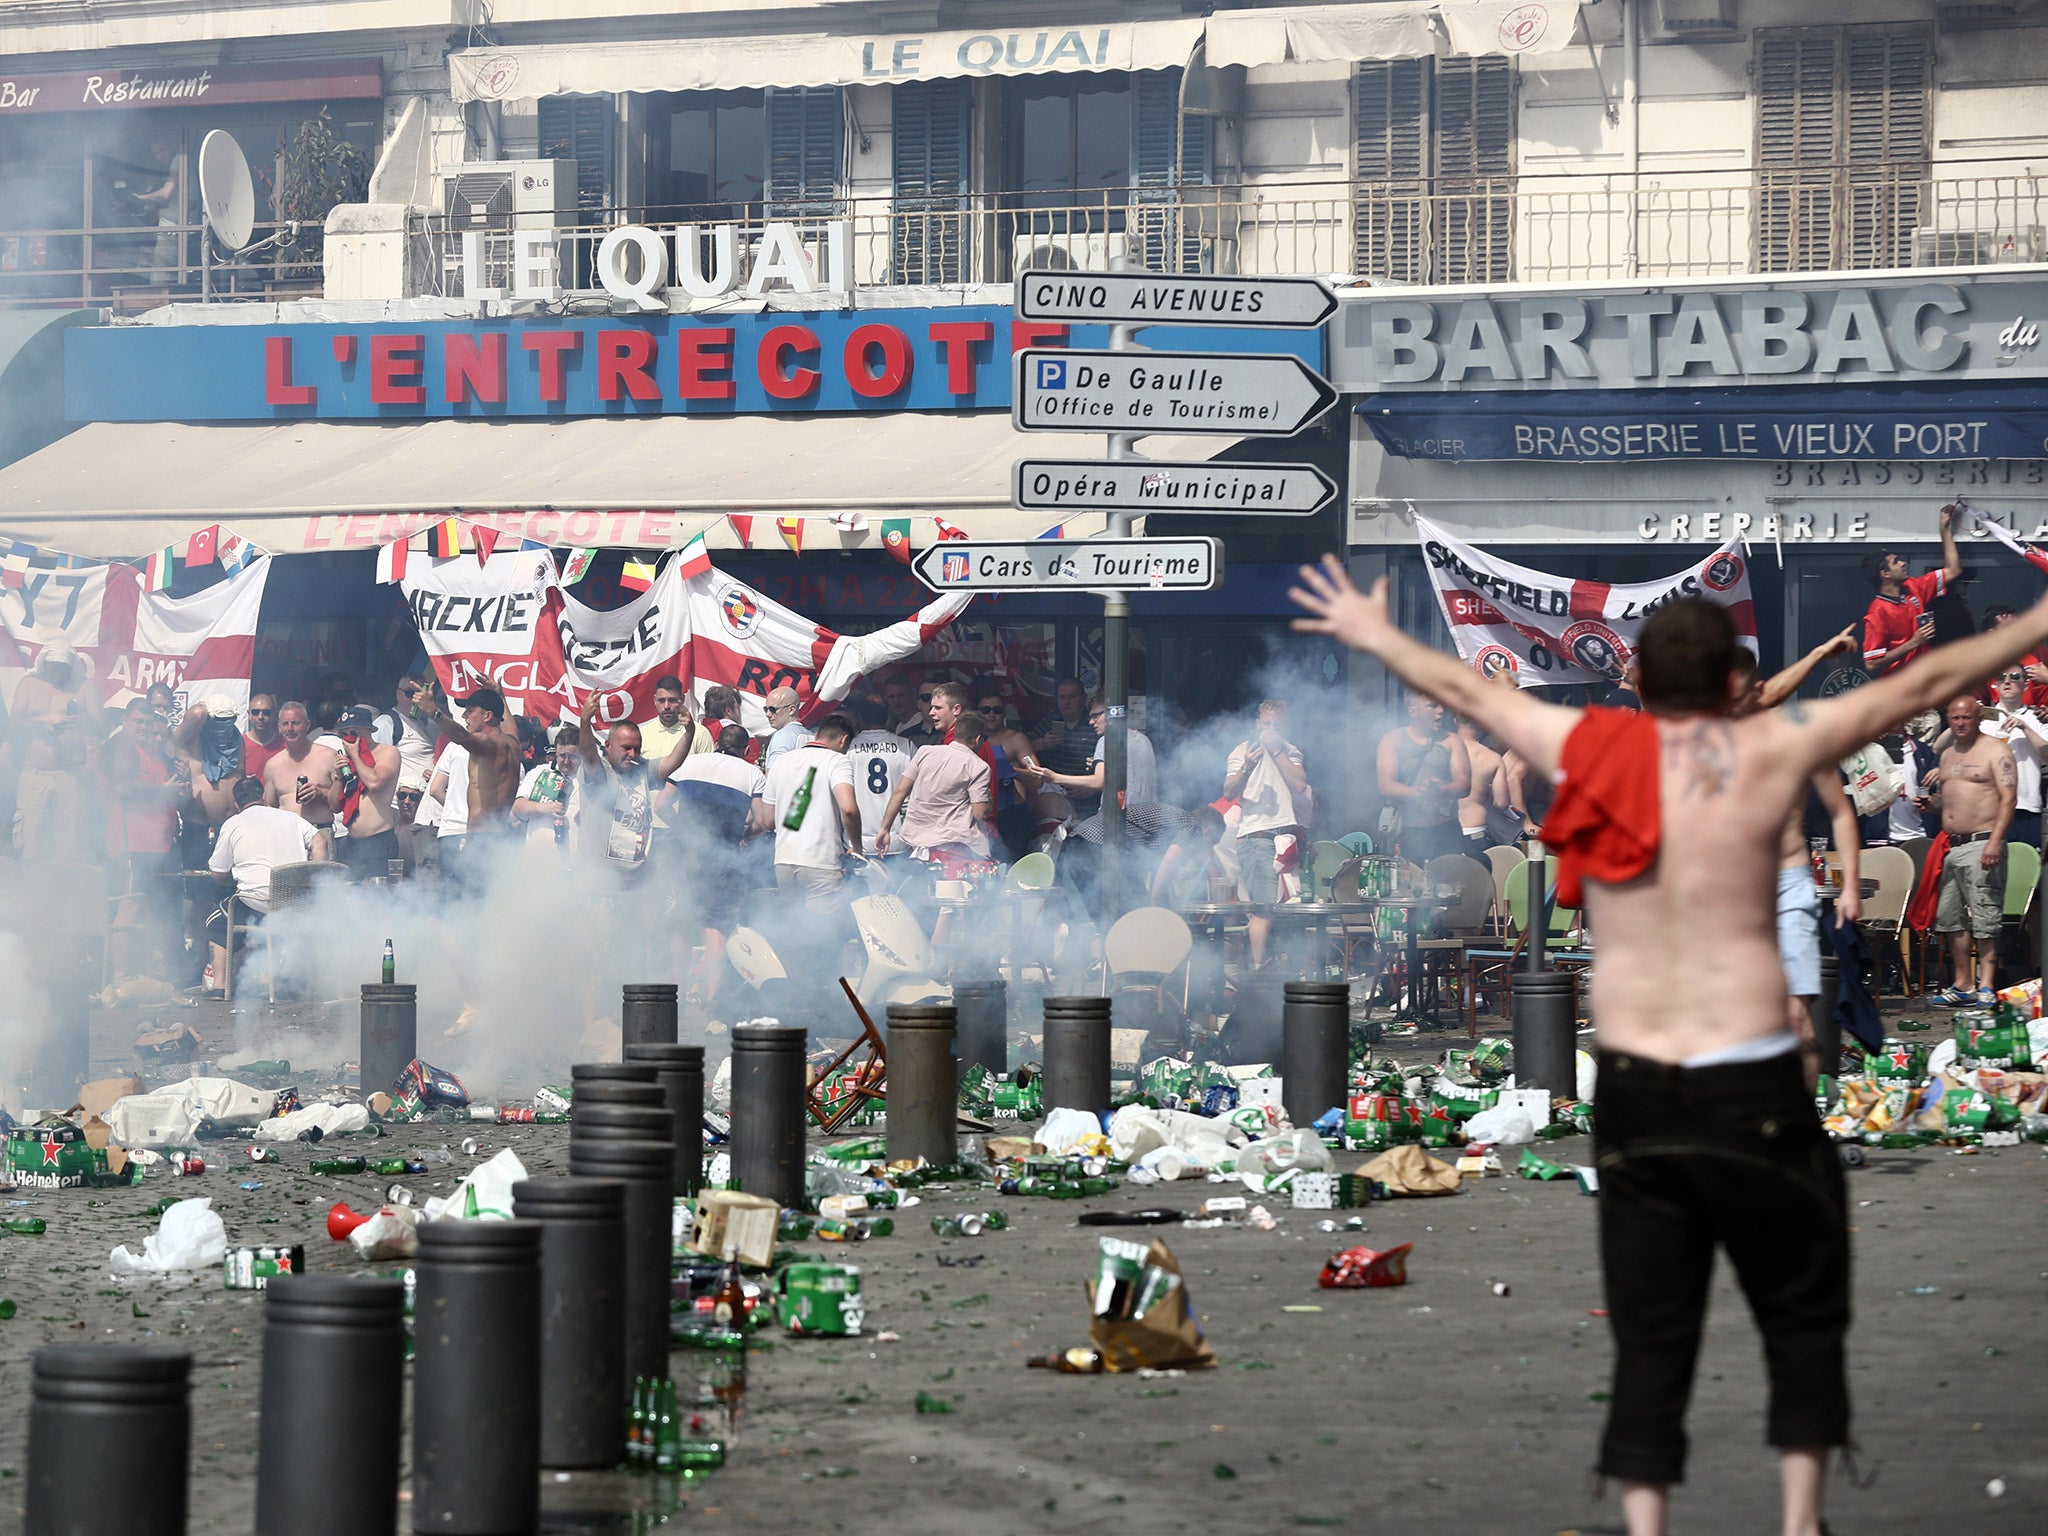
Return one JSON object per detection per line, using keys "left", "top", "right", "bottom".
{"left": 1433, "top": 56, "right": 1514, "bottom": 282}
{"left": 1353, "top": 59, "right": 1429, "bottom": 281}
{"left": 765, "top": 86, "right": 844, "bottom": 217}
{"left": 892, "top": 79, "right": 971, "bottom": 282}
{"left": 1130, "top": 69, "right": 1195, "bottom": 271}
{"left": 537, "top": 94, "right": 614, "bottom": 221}
{"left": 1843, "top": 26, "right": 1929, "bottom": 268}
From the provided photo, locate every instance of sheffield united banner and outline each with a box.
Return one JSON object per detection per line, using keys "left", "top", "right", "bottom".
{"left": 0, "top": 555, "right": 272, "bottom": 717}
{"left": 403, "top": 548, "right": 972, "bottom": 726}
{"left": 1416, "top": 517, "right": 1756, "bottom": 689}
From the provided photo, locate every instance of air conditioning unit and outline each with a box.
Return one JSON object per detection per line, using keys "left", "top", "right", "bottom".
{"left": 441, "top": 159, "right": 575, "bottom": 231}
{"left": 1937, "top": 3, "right": 2020, "bottom": 26}
{"left": 1011, "top": 230, "right": 1131, "bottom": 272}
{"left": 1654, "top": 0, "right": 1738, "bottom": 34}
{"left": 1912, "top": 228, "right": 2044, "bottom": 267}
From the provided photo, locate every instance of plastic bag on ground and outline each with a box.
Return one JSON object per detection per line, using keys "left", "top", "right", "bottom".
{"left": 421, "top": 1147, "right": 529, "bottom": 1221}
{"left": 1035, "top": 1106, "right": 1105, "bottom": 1155}
{"left": 1461, "top": 1104, "right": 1538, "bottom": 1147}
{"left": 1576, "top": 1049, "right": 1598, "bottom": 1103}
{"left": 1237, "top": 1129, "right": 1333, "bottom": 1190}
{"left": 709, "top": 1055, "right": 733, "bottom": 1111}
{"left": 103, "top": 1078, "right": 276, "bottom": 1147}
{"left": 109, "top": 1197, "right": 227, "bottom": 1273}
{"left": 255, "top": 1102, "right": 371, "bottom": 1142}
{"left": 349, "top": 1204, "right": 421, "bottom": 1260}
{"left": 1107, "top": 1105, "right": 1247, "bottom": 1166}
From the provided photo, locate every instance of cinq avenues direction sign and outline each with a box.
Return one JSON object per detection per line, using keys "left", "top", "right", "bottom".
{"left": 1014, "top": 269, "right": 1339, "bottom": 329}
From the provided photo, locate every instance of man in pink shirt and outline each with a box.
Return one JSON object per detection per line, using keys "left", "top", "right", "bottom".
{"left": 875, "top": 711, "right": 994, "bottom": 875}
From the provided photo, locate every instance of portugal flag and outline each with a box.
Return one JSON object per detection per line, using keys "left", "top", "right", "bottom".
{"left": 880, "top": 518, "right": 912, "bottom": 566}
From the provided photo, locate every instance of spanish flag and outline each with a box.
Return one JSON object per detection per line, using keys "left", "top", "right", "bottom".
{"left": 620, "top": 558, "right": 657, "bottom": 593}
{"left": 431, "top": 518, "right": 461, "bottom": 559}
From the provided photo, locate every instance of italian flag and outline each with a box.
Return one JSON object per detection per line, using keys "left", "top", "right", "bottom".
{"left": 142, "top": 545, "right": 175, "bottom": 593}
{"left": 676, "top": 532, "right": 712, "bottom": 578}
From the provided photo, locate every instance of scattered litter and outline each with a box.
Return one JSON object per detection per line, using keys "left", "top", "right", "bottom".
{"left": 913, "top": 1391, "right": 954, "bottom": 1414}
{"left": 1280, "top": 1305, "right": 1323, "bottom": 1313}
{"left": 109, "top": 1197, "right": 227, "bottom": 1274}
{"left": 1318, "top": 1243, "right": 1413, "bottom": 1289}
{"left": 1490, "top": 1282, "right": 1511, "bottom": 1297}
{"left": 1987, "top": 1479, "right": 2006, "bottom": 1498}
{"left": 256, "top": 1102, "right": 371, "bottom": 1142}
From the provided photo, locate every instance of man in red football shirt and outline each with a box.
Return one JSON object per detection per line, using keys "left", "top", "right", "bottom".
{"left": 1860, "top": 504, "right": 1962, "bottom": 676}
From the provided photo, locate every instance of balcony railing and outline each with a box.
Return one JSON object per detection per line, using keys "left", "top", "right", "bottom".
{"left": 0, "top": 217, "right": 320, "bottom": 310}
{"left": 6, "top": 163, "right": 2044, "bottom": 310}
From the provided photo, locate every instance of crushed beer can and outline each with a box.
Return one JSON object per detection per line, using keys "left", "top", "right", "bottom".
{"left": 224, "top": 1244, "right": 306, "bottom": 1290}
{"left": 1317, "top": 1242, "right": 1414, "bottom": 1289}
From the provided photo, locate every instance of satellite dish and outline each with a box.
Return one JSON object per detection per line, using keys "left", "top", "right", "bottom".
{"left": 198, "top": 130, "right": 255, "bottom": 252}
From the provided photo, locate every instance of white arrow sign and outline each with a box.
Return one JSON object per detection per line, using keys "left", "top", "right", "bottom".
{"left": 1012, "top": 458, "right": 1336, "bottom": 518}
{"left": 1012, "top": 349, "right": 1338, "bottom": 438}
{"left": 1015, "top": 270, "right": 1338, "bottom": 329}
{"left": 911, "top": 537, "right": 1224, "bottom": 594}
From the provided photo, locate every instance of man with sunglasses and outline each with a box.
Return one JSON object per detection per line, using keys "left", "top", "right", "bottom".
{"left": 373, "top": 675, "right": 440, "bottom": 787}
{"left": 243, "top": 693, "right": 282, "bottom": 780}
{"left": 881, "top": 675, "right": 938, "bottom": 749}
{"left": 759, "top": 685, "right": 814, "bottom": 775}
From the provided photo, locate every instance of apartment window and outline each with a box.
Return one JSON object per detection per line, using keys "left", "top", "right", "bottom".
{"left": 892, "top": 79, "right": 971, "bottom": 283}
{"left": 1353, "top": 56, "right": 1514, "bottom": 283}
{"left": 538, "top": 94, "right": 615, "bottom": 219}
{"left": 647, "top": 87, "right": 842, "bottom": 220}
{"left": 1755, "top": 24, "right": 1931, "bottom": 273}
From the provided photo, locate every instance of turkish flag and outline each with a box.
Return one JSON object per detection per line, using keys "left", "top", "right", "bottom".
{"left": 186, "top": 525, "right": 220, "bottom": 566}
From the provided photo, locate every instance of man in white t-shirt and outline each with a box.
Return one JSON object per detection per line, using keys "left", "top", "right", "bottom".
{"left": 847, "top": 696, "right": 913, "bottom": 855}
{"left": 762, "top": 713, "right": 861, "bottom": 911}
{"left": 663, "top": 723, "right": 770, "bottom": 1010}
{"left": 1222, "top": 698, "right": 1312, "bottom": 969}
{"left": 203, "top": 777, "right": 328, "bottom": 995}
{"left": 374, "top": 674, "right": 440, "bottom": 787}
{"left": 1987, "top": 667, "right": 2048, "bottom": 851}
{"left": 421, "top": 741, "right": 471, "bottom": 892}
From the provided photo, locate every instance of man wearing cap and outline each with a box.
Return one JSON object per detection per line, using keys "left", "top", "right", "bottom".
{"left": 408, "top": 685, "right": 523, "bottom": 850}
{"left": 336, "top": 704, "right": 403, "bottom": 880}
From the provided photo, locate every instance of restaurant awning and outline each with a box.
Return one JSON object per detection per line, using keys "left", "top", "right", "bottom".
{"left": 1204, "top": 1, "right": 1581, "bottom": 69}
{"left": 0, "top": 308, "right": 96, "bottom": 473}
{"left": 450, "top": 18, "right": 1207, "bottom": 103}
{"left": 0, "top": 411, "right": 1234, "bottom": 560}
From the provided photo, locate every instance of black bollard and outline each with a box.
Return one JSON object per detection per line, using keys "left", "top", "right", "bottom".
{"left": 951, "top": 979, "right": 1009, "bottom": 1076}
{"left": 620, "top": 982, "right": 680, "bottom": 1050}
{"left": 413, "top": 1220, "right": 543, "bottom": 1536}
{"left": 569, "top": 1103, "right": 675, "bottom": 1143}
{"left": 624, "top": 1042, "right": 705, "bottom": 1198}
{"left": 568, "top": 1081, "right": 667, "bottom": 1112}
{"left": 257, "top": 1275, "right": 406, "bottom": 1536}
{"left": 1509, "top": 971, "right": 1579, "bottom": 1099}
{"left": 1042, "top": 997, "right": 1112, "bottom": 1115}
{"left": 571, "top": 1061, "right": 659, "bottom": 1089}
{"left": 1281, "top": 980, "right": 1350, "bottom": 1127}
{"left": 730, "top": 1022, "right": 807, "bottom": 1209}
{"left": 1215, "top": 972, "right": 1285, "bottom": 1066}
{"left": 1812, "top": 948, "right": 1842, "bottom": 1085}
{"left": 512, "top": 1178, "right": 628, "bottom": 1470}
{"left": 886, "top": 1002, "right": 958, "bottom": 1167}
{"left": 359, "top": 983, "right": 417, "bottom": 1105}
{"left": 565, "top": 1138, "right": 674, "bottom": 1389}
{"left": 28, "top": 1347, "right": 190, "bottom": 1536}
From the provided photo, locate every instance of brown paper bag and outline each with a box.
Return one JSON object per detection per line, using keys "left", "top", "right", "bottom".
{"left": 1356, "top": 1144, "right": 1462, "bottom": 1197}
{"left": 1088, "top": 1238, "right": 1216, "bottom": 1372}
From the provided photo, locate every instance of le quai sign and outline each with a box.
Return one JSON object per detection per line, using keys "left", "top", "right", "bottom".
{"left": 460, "top": 220, "right": 854, "bottom": 307}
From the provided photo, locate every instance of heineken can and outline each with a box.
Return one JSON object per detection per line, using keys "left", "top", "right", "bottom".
{"left": 774, "top": 1262, "right": 864, "bottom": 1336}
{"left": 930, "top": 1213, "right": 986, "bottom": 1237}
{"left": 224, "top": 1244, "right": 306, "bottom": 1290}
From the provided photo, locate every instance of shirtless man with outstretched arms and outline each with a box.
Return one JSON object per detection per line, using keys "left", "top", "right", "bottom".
{"left": 1290, "top": 555, "right": 2048, "bottom": 1536}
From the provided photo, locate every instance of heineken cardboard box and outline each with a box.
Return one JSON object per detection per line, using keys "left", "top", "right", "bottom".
{"left": 6, "top": 1124, "right": 132, "bottom": 1190}
{"left": 689, "top": 1190, "right": 780, "bottom": 1268}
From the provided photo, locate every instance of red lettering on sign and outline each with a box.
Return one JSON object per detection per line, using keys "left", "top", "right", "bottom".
{"left": 676, "top": 328, "right": 736, "bottom": 401}
{"left": 1009, "top": 321, "right": 1069, "bottom": 353}
{"left": 264, "top": 336, "right": 316, "bottom": 406}
{"left": 369, "top": 334, "right": 425, "bottom": 405}
{"left": 758, "top": 325, "right": 821, "bottom": 401}
{"left": 844, "top": 323, "right": 912, "bottom": 398}
{"left": 521, "top": 330, "right": 582, "bottom": 402}
{"left": 928, "top": 320, "right": 993, "bottom": 395}
{"left": 444, "top": 332, "right": 506, "bottom": 404}
{"left": 597, "top": 330, "right": 661, "bottom": 402}
{"left": 564, "top": 510, "right": 601, "bottom": 544}
{"left": 526, "top": 510, "right": 561, "bottom": 545}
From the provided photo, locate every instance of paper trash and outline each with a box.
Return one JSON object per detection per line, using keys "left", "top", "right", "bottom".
{"left": 103, "top": 1078, "right": 276, "bottom": 1147}
{"left": 256, "top": 1102, "right": 372, "bottom": 1142}
{"left": 109, "top": 1197, "right": 228, "bottom": 1274}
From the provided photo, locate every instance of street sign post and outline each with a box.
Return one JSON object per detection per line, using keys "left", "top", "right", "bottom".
{"left": 1012, "top": 349, "right": 1337, "bottom": 437}
{"left": 1011, "top": 458, "right": 1336, "bottom": 518}
{"left": 910, "top": 537, "right": 1223, "bottom": 595}
{"left": 1015, "top": 270, "right": 1338, "bottom": 330}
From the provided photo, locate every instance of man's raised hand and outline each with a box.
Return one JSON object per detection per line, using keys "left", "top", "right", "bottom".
{"left": 1290, "top": 556, "right": 1395, "bottom": 653}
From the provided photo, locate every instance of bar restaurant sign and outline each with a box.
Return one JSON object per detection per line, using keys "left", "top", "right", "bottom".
{"left": 1330, "top": 269, "right": 2048, "bottom": 392}
{"left": 0, "top": 59, "right": 381, "bottom": 115}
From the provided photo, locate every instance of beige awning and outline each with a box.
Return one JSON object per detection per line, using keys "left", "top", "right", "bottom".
{"left": 451, "top": 18, "right": 1205, "bottom": 103}
{"left": 0, "top": 412, "right": 1232, "bottom": 560}
{"left": 1205, "top": 2, "right": 1580, "bottom": 69}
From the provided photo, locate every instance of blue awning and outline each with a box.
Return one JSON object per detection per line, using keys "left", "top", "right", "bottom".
{"left": 0, "top": 308, "right": 94, "bottom": 473}
{"left": 1355, "top": 379, "right": 2048, "bottom": 464}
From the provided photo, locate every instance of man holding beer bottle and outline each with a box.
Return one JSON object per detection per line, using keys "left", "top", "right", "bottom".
{"left": 761, "top": 712, "right": 861, "bottom": 912}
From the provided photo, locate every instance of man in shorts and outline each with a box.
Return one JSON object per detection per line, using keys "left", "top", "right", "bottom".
{"left": 1929, "top": 692, "right": 2015, "bottom": 1006}
{"left": 1222, "top": 700, "right": 1310, "bottom": 969}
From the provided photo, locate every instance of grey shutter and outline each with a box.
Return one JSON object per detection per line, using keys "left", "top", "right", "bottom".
{"left": 766, "top": 86, "right": 844, "bottom": 218}
{"left": 1843, "top": 25, "right": 1929, "bottom": 269}
{"left": 1756, "top": 29, "right": 1842, "bottom": 272}
{"left": 537, "top": 94, "right": 614, "bottom": 221}
{"left": 1353, "top": 59, "right": 1429, "bottom": 281}
{"left": 1432, "top": 56, "right": 1514, "bottom": 282}
{"left": 892, "top": 79, "right": 971, "bottom": 283}
{"left": 1128, "top": 69, "right": 1183, "bottom": 270}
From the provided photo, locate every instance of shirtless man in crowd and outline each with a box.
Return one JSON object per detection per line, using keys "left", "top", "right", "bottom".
{"left": 1290, "top": 554, "right": 2048, "bottom": 1536}
{"left": 1925, "top": 692, "right": 2016, "bottom": 1005}
{"left": 408, "top": 686, "right": 523, "bottom": 848}
{"left": 335, "top": 705, "right": 403, "bottom": 879}
{"left": 261, "top": 700, "right": 345, "bottom": 830}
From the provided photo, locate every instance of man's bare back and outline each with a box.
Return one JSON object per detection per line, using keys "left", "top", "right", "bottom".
{"left": 1457, "top": 726, "right": 1504, "bottom": 835}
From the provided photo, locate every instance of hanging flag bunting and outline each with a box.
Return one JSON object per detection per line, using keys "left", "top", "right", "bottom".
{"left": 219, "top": 533, "right": 256, "bottom": 573}
{"left": 431, "top": 518, "right": 461, "bottom": 559}
{"left": 676, "top": 532, "right": 712, "bottom": 578}
{"left": 932, "top": 517, "right": 969, "bottom": 542}
{"left": 829, "top": 511, "right": 868, "bottom": 533}
{"left": 776, "top": 518, "right": 804, "bottom": 555}
{"left": 620, "top": 558, "right": 657, "bottom": 593}
{"left": 2, "top": 542, "right": 31, "bottom": 589}
{"left": 472, "top": 525, "right": 501, "bottom": 565}
{"left": 727, "top": 514, "right": 754, "bottom": 547}
{"left": 185, "top": 525, "right": 220, "bottom": 566}
{"left": 880, "top": 519, "right": 912, "bottom": 566}
{"left": 141, "top": 545, "right": 175, "bottom": 594}
{"left": 560, "top": 548, "right": 597, "bottom": 585}
{"left": 375, "top": 535, "right": 411, "bottom": 585}
{"left": 1036, "top": 523, "right": 1067, "bottom": 541}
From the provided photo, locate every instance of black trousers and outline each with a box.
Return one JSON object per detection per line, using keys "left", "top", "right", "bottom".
{"left": 1593, "top": 1048, "right": 1851, "bottom": 1486}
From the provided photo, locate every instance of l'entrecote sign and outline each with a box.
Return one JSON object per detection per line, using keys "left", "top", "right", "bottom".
{"left": 1331, "top": 270, "right": 2048, "bottom": 392}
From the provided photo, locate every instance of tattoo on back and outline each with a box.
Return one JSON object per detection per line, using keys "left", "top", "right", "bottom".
{"left": 1779, "top": 699, "right": 1810, "bottom": 725}
{"left": 1664, "top": 720, "right": 1737, "bottom": 799}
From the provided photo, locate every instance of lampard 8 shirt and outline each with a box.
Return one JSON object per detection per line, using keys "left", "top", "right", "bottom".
{"left": 848, "top": 728, "right": 913, "bottom": 853}
{"left": 1861, "top": 570, "right": 1947, "bottom": 674}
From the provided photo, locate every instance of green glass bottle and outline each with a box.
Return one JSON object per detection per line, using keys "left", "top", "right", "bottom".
{"left": 2, "top": 1217, "right": 47, "bottom": 1235}
{"left": 859, "top": 1216, "right": 894, "bottom": 1238}
{"left": 368, "top": 1158, "right": 413, "bottom": 1177}
{"left": 381, "top": 939, "right": 395, "bottom": 984}
{"left": 627, "top": 1375, "right": 650, "bottom": 1468}
{"left": 310, "top": 1157, "right": 367, "bottom": 1176}
{"left": 781, "top": 765, "right": 817, "bottom": 831}
{"left": 676, "top": 1438, "right": 725, "bottom": 1480}
{"left": 654, "top": 1378, "right": 680, "bottom": 1473}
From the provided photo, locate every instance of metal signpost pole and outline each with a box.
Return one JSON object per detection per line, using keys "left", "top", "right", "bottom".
{"left": 1100, "top": 276, "right": 1144, "bottom": 928}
